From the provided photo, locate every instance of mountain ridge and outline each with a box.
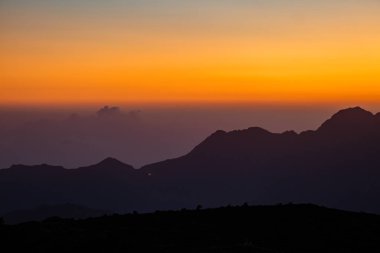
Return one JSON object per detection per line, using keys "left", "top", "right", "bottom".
{"left": 1, "top": 106, "right": 380, "bottom": 216}
{"left": 2, "top": 106, "right": 377, "bottom": 171}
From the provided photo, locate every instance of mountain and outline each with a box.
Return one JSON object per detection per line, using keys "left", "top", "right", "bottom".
{"left": 318, "top": 106, "right": 376, "bottom": 134}
{"left": 1, "top": 107, "right": 380, "bottom": 217}
{"left": 2, "top": 204, "right": 380, "bottom": 252}
{"left": 140, "top": 106, "right": 380, "bottom": 212}
{"left": 0, "top": 158, "right": 152, "bottom": 215}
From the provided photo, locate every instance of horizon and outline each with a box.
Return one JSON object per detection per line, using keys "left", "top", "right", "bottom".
{"left": 0, "top": 105, "right": 378, "bottom": 169}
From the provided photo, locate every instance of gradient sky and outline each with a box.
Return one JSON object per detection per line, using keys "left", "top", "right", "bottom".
{"left": 1, "top": 0, "right": 380, "bottom": 106}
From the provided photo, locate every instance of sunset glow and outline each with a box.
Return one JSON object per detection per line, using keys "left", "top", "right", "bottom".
{"left": 1, "top": 0, "right": 380, "bottom": 106}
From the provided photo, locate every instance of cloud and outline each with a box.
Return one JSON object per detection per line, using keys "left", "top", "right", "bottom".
{"left": 96, "top": 106, "right": 122, "bottom": 118}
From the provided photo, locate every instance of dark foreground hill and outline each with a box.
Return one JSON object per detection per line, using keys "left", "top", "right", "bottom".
{"left": 1, "top": 107, "right": 380, "bottom": 216}
{"left": 1, "top": 204, "right": 380, "bottom": 252}
{"left": 3, "top": 204, "right": 110, "bottom": 224}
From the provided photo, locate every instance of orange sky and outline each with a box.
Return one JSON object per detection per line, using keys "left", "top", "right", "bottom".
{"left": 1, "top": 1, "right": 380, "bottom": 106}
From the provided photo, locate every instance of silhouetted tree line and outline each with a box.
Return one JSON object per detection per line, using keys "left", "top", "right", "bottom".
{"left": 1, "top": 204, "right": 380, "bottom": 252}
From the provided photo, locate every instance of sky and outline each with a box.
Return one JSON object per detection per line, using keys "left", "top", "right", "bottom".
{"left": 1, "top": 0, "right": 380, "bottom": 107}
{"left": 1, "top": 1, "right": 380, "bottom": 167}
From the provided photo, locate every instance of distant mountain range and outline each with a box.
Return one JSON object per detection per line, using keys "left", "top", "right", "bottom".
{"left": 1, "top": 107, "right": 380, "bottom": 219}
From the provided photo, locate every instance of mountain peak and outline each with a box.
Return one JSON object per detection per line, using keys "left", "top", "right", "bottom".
{"left": 93, "top": 157, "right": 133, "bottom": 169}
{"left": 97, "top": 157, "right": 123, "bottom": 165}
{"left": 210, "top": 130, "right": 227, "bottom": 137}
{"left": 335, "top": 106, "right": 372, "bottom": 116}
{"left": 74, "top": 157, "right": 135, "bottom": 172}
{"left": 317, "top": 107, "right": 374, "bottom": 133}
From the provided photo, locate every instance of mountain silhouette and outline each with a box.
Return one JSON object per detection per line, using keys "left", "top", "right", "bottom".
{"left": 141, "top": 106, "right": 380, "bottom": 211}
{"left": 0, "top": 158, "right": 150, "bottom": 215}
{"left": 76, "top": 157, "right": 136, "bottom": 174}
{"left": 1, "top": 107, "right": 380, "bottom": 219}
{"left": 318, "top": 106, "right": 376, "bottom": 133}
{"left": 90, "top": 157, "right": 132, "bottom": 168}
